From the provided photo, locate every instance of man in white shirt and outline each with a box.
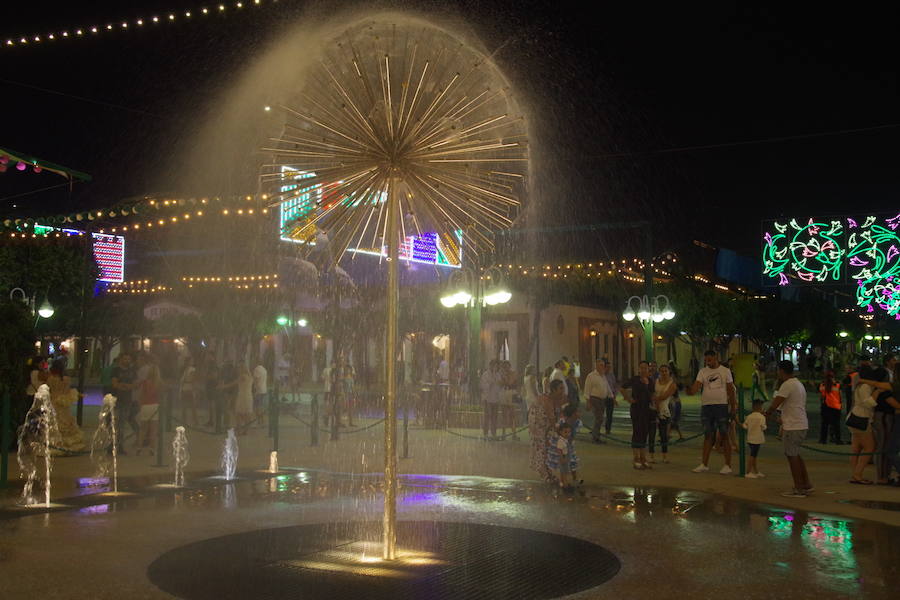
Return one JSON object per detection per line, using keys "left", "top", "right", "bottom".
{"left": 765, "top": 360, "right": 812, "bottom": 498}
{"left": 583, "top": 359, "right": 610, "bottom": 444}
{"left": 687, "top": 350, "right": 736, "bottom": 475}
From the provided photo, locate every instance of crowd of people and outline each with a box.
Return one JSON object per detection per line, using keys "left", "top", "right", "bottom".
{"left": 17, "top": 342, "right": 900, "bottom": 497}
{"left": 22, "top": 349, "right": 271, "bottom": 456}
{"left": 522, "top": 350, "right": 900, "bottom": 498}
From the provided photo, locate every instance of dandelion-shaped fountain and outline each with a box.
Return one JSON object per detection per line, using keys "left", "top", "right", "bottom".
{"left": 173, "top": 426, "right": 190, "bottom": 487}
{"left": 17, "top": 384, "right": 59, "bottom": 507}
{"left": 91, "top": 394, "right": 119, "bottom": 493}
{"left": 263, "top": 17, "right": 528, "bottom": 558}
{"left": 220, "top": 428, "right": 238, "bottom": 481}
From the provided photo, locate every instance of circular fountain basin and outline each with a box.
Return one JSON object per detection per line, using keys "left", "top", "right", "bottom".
{"left": 148, "top": 520, "right": 620, "bottom": 599}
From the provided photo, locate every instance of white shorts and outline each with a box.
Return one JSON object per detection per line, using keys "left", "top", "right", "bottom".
{"left": 139, "top": 404, "right": 159, "bottom": 422}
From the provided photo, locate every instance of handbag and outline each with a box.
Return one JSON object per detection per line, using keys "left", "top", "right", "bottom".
{"left": 845, "top": 412, "right": 869, "bottom": 431}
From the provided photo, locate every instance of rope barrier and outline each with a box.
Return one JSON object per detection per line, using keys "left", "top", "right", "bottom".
{"left": 287, "top": 412, "right": 385, "bottom": 435}
{"left": 169, "top": 416, "right": 222, "bottom": 436}
{"left": 443, "top": 424, "right": 530, "bottom": 441}
{"left": 799, "top": 444, "right": 881, "bottom": 456}
{"left": 169, "top": 412, "right": 265, "bottom": 436}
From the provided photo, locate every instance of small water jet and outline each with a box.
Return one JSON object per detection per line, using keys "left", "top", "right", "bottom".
{"left": 220, "top": 428, "right": 238, "bottom": 481}
{"left": 268, "top": 451, "right": 279, "bottom": 473}
{"left": 173, "top": 426, "right": 190, "bottom": 487}
{"left": 91, "top": 394, "right": 118, "bottom": 493}
{"left": 17, "top": 384, "right": 59, "bottom": 507}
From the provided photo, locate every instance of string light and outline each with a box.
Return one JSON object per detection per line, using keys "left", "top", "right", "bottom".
{"left": 4, "top": 1, "right": 274, "bottom": 49}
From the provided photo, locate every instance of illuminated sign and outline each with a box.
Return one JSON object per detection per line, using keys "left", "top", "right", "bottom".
{"left": 348, "top": 230, "right": 463, "bottom": 268}
{"left": 279, "top": 168, "right": 321, "bottom": 244}
{"left": 91, "top": 233, "right": 125, "bottom": 283}
{"left": 762, "top": 213, "right": 900, "bottom": 317}
{"left": 33, "top": 225, "right": 126, "bottom": 283}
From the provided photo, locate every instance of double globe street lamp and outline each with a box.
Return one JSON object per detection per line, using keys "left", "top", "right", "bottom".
{"left": 440, "top": 266, "right": 512, "bottom": 401}
{"left": 622, "top": 294, "right": 675, "bottom": 360}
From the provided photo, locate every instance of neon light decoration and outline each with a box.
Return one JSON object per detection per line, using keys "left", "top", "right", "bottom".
{"left": 32, "top": 225, "right": 126, "bottom": 282}
{"left": 348, "top": 230, "right": 463, "bottom": 268}
{"left": 279, "top": 168, "right": 321, "bottom": 244}
{"left": 762, "top": 213, "right": 900, "bottom": 317}
{"left": 762, "top": 218, "right": 845, "bottom": 285}
{"left": 848, "top": 214, "right": 900, "bottom": 318}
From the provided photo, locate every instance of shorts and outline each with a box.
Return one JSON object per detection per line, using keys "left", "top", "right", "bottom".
{"left": 558, "top": 459, "right": 571, "bottom": 474}
{"left": 139, "top": 403, "right": 159, "bottom": 422}
{"left": 748, "top": 443, "right": 761, "bottom": 458}
{"left": 701, "top": 404, "right": 730, "bottom": 436}
{"left": 782, "top": 429, "right": 806, "bottom": 457}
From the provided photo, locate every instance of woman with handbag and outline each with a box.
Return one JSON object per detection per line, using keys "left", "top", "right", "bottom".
{"left": 847, "top": 366, "right": 880, "bottom": 484}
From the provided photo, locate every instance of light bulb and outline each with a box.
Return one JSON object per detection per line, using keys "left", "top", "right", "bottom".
{"left": 652, "top": 313, "right": 664, "bottom": 323}
{"left": 454, "top": 291, "right": 472, "bottom": 306}
{"left": 38, "top": 300, "right": 54, "bottom": 319}
{"left": 637, "top": 310, "right": 651, "bottom": 321}
{"left": 622, "top": 310, "right": 636, "bottom": 321}
{"left": 662, "top": 309, "right": 675, "bottom": 320}
{"left": 440, "top": 295, "right": 457, "bottom": 308}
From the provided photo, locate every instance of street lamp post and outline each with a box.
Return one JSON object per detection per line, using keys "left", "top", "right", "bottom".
{"left": 622, "top": 294, "right": 675, "bottom": 361}
{"left": 440, "top": 266, "right": 512, "bottom": 402}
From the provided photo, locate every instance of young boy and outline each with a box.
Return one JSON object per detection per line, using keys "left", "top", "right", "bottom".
{"left": 742, "top": 400, "right": 767, "bottom": 478}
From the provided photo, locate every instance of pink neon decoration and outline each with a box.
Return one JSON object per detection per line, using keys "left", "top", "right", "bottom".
{"left": 778, "top": 274, "right": 789, "bottom": 286}
{"left": 847, "top": 218, "right": 858, "bottom": 228}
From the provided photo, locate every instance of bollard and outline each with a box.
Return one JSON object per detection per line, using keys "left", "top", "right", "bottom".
{"left": 329, "top": 396, "right": 338, "bottom": 442}
{"left": 153, "top": 393, "right": 167, "bottom": 467}
{"left": 330, "top": 392, "right": 339, "bottom": 442}
{"left": 737, "top": 385, "right": 746, "bottom": 477}
{"left": 1, "top": 390, "right": 10, "bottom": 488}
{"left": 311, "top": 394, "right": 319, "bottom": 446}
{"left": 402, "top": 404, "right": 409, "bottom": 459}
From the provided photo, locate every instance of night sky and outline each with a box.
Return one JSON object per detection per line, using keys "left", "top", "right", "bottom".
{"left": 2, "top": 1, "right": 898, "bottom": 260}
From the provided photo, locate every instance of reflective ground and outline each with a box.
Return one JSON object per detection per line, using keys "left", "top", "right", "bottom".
{"left": 1, "top": 470, "right": 897, "bottom": 599}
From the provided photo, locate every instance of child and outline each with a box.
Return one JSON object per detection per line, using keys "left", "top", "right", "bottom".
{"left": 742, "top": 400, "right": 767, "bottom": 478}
{"left": 553, "top": 422, "right": 574, "bottom": 491}
{"left": 559, "top": 404, "right": 583, "bottom": 483}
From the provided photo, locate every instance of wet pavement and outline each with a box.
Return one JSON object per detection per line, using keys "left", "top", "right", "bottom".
{"left": 0, "top": 469, "right": 897, "bottom": 599}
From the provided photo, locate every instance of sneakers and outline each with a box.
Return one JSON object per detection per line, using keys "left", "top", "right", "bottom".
{"left": 781, "top": 489, "right": 808, "bottom": 498}
{"left": 719, "top": 465, "right": 733, "bottom": 475}
{"left": 692, "top": 464, "right": 709, "bottom": 473}
{"left": 755, "top": 472, "right": 766, "bottom": 478}
{"left": 744, "top": 472, "right": 758, "bottom": 479}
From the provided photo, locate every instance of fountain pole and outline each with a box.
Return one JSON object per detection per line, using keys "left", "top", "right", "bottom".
{"left": 383, "top": 176, "right": 399, "bottom": 560}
